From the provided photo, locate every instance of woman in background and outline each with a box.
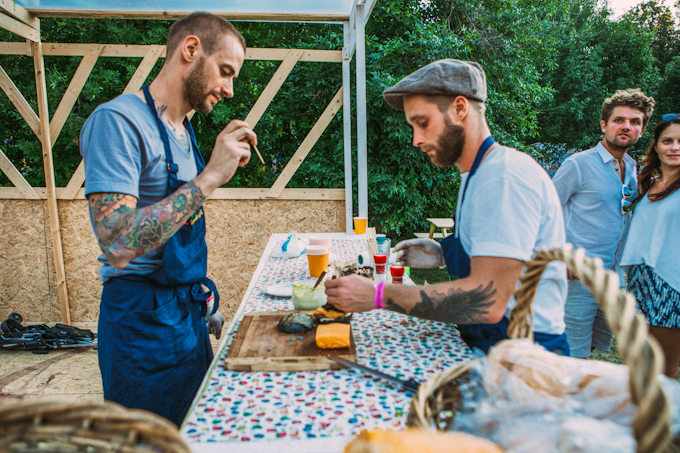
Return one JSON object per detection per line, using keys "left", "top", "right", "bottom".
{"left": 621, "top": 114, "right": 680, "bottom": 379}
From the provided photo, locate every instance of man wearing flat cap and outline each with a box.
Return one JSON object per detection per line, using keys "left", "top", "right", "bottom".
{"left": 325, "top": 59, "right": 569, "bottom": 354}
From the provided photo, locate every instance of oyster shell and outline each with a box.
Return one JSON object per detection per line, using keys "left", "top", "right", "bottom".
{"left": 278, "top": 313, "right": 316, "bottom": 333}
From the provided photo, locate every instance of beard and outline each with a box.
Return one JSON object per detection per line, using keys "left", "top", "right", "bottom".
{"left": 184, "top": 57, "right": 214, "bottom": 115}
{"left": 604, "top": 133, "right": 637, "bottom": 152}
{"left": 427, "top": 116, "right": 466, "bottom": 167}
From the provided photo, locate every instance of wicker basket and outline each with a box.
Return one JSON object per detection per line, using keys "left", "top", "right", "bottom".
{"left": 0, "top": 397, "right": 191, "bottom": 453}
{"left": 407, "top": 245, "right": 673, "bottom": 453}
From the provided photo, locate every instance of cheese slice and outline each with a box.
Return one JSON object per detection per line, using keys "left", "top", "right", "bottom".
{"left": 313, "top": 306, "right": 346, "bottom": 319}
{"left": 315, "top": 323, "right": 351, "bottom": 349}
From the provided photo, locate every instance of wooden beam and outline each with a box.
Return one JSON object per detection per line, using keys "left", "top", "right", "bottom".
{"left": 33, "top": 40, "right": 70, "bottom": 325}
{"left": 245, "top": 48, "right": 342, "bottom": 63}
{"left": 49, "top": 45, "right": 103, "bottom": 146}
{"left": 209, "top": 188, "right": 345, "bottom": 200}
{"left": 0, "top": 187, "right": 346, "bottom": 201}
{"left": 0, "top": 10, "right": 39, "bottom": 42}
{"left": 22, "top": 10, "right": 349, "bottom": 22}
{"left": 267, "top": 87, "right": 343, "bottom": 198}
{"left": 0, "top": 0, "right": 39, "bottom": 29}
{"left": 0, "top": 147, "right": 40, "bottom": 199}
{"left": 244, "top": 49, "right": 303, "bottom": 129}
{"left": 0, "top": 42, "right": 342, "bottom": 62}
{"left": 61, "top": 160, "right": 84, "bottom": 200}
{"left": 122, "top": 45, "right": 164, "bottom": 94}
{"left": 0, "top": 64, "right": 40, "bottom": 136}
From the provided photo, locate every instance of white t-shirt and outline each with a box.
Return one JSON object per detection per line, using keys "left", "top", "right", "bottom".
{"left": 620, "top": 189, "right": 680, "bottom": 292}
{"left": 456, "top": 146, "right": 567, "bottom": 334}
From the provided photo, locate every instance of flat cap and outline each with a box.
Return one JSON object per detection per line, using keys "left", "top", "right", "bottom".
{"left": 383, "top": 59, "right": 487, "bottom": 111}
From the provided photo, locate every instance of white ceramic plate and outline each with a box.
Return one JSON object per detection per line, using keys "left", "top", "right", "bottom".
{"left": 265, "top": 282, "right": 294, "bottom": 298}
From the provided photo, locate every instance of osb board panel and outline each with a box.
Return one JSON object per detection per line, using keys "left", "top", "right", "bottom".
{"left": 58, "top": 200, "right": 104, "bottom": 322}
{"left": 204, "top": 199, "right": 345, "bottom": 325}
{"left": 0, "top": 198, "right": 344, "bottom": 325}
{"left": 0, "top": 200, "right": 56, "bottom": 323}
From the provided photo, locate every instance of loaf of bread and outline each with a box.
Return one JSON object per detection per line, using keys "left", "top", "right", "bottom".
{"left": 344, "top": 428, "right": 505, "bottom": 453}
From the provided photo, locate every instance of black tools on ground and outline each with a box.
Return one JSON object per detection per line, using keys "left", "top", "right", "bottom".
{"left": 0, "top": 312, "right": 96, "bottom": 353}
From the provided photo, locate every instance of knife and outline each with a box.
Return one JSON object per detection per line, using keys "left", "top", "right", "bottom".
{"left": 328, "top": 355, "right": 420, "bottom": 393}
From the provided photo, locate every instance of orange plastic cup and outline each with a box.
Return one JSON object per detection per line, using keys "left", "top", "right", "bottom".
{"left": 309, "top": 237, "right": 331, "bottom": 248}
{"left": 353, "top": 217, "right": 368, "bottom": 234}
{"left": 306, "top": 245, "right": 329, "bottom": 278}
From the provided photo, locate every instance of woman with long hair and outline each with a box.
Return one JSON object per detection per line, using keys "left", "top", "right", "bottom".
{"left": 621, "top": 114, "right": 680, "bottom": 378}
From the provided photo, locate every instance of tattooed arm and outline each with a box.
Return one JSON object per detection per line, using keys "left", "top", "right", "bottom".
{"left": 87, "top": 181, "right": 207, "bottom": 269}
{"left": 324, "top": 256, "right": 524, "bottom": 324}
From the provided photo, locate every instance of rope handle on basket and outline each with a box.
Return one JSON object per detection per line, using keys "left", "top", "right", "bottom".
{"left": 409, "top": 245, "right": 672, "bottom": 453}
{"left": 509, "top": 245, "right": 671, "bottom": 453}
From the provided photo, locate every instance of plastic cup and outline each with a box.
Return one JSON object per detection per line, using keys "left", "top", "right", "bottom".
{"left": 306, "top": 245, "right": 329, "bottom": 278}
{"left": 309, "top": 237, "right": 331, "bottom": 248}
{"left": 353, "top": 217, "right": 368, "bottom": 234}
{"left": 390, "top": 265, "right": 405, "bottom": 284}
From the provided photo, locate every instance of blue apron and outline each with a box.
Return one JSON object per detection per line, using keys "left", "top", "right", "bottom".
{"left": 441, "top": 136, "right": 569, "bottom": 355}
{"left": 98, "top": 85, "right": 219, "bottom": 426}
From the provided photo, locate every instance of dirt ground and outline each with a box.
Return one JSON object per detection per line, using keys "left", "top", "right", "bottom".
{"left": 0, "top": 322, "right": 221, "bottom": 403}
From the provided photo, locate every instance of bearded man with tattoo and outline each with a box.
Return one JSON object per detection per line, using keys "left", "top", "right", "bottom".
{"left": 325, "top": 60, "right": 570, "bottom": 355}
{"left": 80, "top": 13, "right": 254, "bottom": 425}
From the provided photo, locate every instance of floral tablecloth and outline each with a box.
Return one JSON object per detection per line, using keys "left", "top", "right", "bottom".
{"left": 182, "top": 234, "right": 472, "bottom": 446}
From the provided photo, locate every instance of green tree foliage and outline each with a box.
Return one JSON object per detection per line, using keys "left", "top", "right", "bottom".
{"left": 0, "top": 0, "right": 677, "bottom": 241}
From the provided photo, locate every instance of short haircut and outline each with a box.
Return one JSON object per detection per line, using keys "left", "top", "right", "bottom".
{"left": 601, "top": 88, "right": 655, "bottom": 129}
{"left": 423, "top": 95, "right": 486, "bottom": 116}
{"left": 166, "top": 12, "right": 246, "bottom": 61}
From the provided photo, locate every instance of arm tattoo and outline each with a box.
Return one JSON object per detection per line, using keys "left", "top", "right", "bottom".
{"left": 88, "top": 180, "right": 207, "bottom": 266}
{"left": 385, "top": 282, "right": 497, "bottom": 324}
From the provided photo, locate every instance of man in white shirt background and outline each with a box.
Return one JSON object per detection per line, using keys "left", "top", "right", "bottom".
{"left": 551, "top": 88, "right": 655, "bottom": 358}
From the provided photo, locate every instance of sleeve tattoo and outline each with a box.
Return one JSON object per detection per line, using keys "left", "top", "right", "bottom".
{"left": 88, "top": 180, "right": 206, "bottom": 263}
{"left": 385, "top": 282, "right": 498, "bottom": 324}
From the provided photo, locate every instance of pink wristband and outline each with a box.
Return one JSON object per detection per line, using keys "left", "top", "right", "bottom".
{"left": 374, "top": 282, "right": 385, "bottom": 309}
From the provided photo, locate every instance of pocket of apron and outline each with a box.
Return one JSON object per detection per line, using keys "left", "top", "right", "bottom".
{"left": 118, "top": 287, "right": 198, "bottom": 379}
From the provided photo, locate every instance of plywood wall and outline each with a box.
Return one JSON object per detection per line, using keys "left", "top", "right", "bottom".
{"left": 0, "top": 199, "right": 345, "bottom": 325}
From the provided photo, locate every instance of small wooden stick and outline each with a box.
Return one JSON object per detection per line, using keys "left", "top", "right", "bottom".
{"left": 252, "top": 143, "right": 265, "bottom": 164}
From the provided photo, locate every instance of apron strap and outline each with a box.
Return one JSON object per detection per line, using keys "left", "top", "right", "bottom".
{"left": 190, "top": 278, "right": 220, "bottom": 316}
{"left": 455, "top": 136, "right": 495, "bottom": 237}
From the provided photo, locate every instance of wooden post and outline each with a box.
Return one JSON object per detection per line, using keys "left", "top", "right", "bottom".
{"left": 33, "top": 40, "right": 70, "bottom": 324}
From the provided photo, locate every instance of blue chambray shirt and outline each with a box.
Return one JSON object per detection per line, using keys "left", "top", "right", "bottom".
{"left": 552, "top": 142, "right": 638, "bottom": 278}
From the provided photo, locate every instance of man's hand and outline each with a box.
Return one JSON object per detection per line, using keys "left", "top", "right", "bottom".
{"left": 324, "top": 275, "right": 375, "bottom": 313}
{"left": 567, "top": 269, "right": 578, "bottom": 280}
{"left": 206, "top": 311, "right": 224, "bottom": 339}
{"left": 196, "top": 119, "right": 255, "bottom": 194}
{"left": 393, "top": 238, "right": 444, "bottom": 268}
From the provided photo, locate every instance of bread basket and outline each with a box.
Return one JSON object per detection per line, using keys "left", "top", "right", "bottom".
{"left": 407, "top": 245, "right": 673, "bottom": 453}
{"left": 0, "top": 397, "right": 191, "bottom": 452}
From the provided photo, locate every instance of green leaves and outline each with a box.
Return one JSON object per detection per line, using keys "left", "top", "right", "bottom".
{"left": 0, "top": 1, "right": 677, "bottom": 241}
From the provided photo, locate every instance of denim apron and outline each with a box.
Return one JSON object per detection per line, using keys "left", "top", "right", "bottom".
{"left": 98, "top": 85, "right": 219, "bottom": 426}
{"left": 440, "top": 136, "right": 569, "bottom": 355}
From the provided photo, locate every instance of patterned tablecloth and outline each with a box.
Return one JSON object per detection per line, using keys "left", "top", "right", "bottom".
{"left": 182, "top": 234, "right": 472, "bottom": 450}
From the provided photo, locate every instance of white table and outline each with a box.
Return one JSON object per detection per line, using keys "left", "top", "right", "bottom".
{"left": 181, "top": 233, "right": 471, "bottom": 452}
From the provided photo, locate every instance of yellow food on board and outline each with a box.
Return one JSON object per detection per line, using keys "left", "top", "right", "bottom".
{"left": 313, "top": 305, "right": 346, "bottom": 319}
{"left": 315, "top": 323, "right": 351, "bottom": 349}
{"left": 344, "top": 428, "right": 505, "bottom": 453}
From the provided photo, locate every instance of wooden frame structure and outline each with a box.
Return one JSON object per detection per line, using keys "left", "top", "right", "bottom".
{"left": 0, "top": 0, "right": 377, "bottom": 323}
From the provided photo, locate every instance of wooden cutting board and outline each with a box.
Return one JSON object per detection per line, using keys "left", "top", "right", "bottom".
{"left": 224, "top": 311, "right": 357, "bottom": 372}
